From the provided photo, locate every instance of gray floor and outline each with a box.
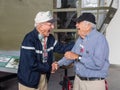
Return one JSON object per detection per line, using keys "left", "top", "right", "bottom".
{"left": 0, "top": 65, "right": 120, "bottom": 90}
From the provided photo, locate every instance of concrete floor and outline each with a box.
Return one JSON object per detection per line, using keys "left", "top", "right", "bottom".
{"left": 0, "top": 65, "right": 120, "bottom": 90}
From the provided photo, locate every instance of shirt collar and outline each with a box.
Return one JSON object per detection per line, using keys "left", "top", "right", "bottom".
{"left": 85, "top": 28, "right": 96, "bottom": 38}
{"left": 79, "top": 28, "right": 96, "bottom": 41}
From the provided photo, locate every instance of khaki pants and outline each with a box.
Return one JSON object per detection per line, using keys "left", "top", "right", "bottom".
{"left": 73, "top": 75, "right": 106, "bottom": 90}
{"left": 19, "top": 74, "right": 47, "bottom": 90}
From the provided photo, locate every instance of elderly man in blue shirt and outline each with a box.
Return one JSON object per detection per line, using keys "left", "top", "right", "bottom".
{"left": 52, "top": 13, "right": 110, "bottom": 90}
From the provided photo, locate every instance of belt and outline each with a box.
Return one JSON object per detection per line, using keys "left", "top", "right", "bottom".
{"left": 77, "top": 74, "right": 104, "bottom": 81}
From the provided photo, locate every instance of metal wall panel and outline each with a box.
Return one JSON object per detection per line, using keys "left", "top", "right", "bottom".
{"left": 0, "top": 0, "right": 52, "bottom": 50}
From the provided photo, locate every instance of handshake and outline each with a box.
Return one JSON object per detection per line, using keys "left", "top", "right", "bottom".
{"left": 51, "top": 61, "right": 59, "bottom": 73}
{"left": 51, "top": 51, "right": 80, "bottom": 73}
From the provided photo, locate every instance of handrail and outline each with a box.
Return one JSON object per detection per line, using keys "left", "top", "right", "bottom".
{"left": 98, "top": 0, "right": 117, "bottom": 33}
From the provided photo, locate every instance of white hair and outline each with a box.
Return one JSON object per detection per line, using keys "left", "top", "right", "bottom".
{"left": 83, "top": 21, "right": 96, "bottom": 29}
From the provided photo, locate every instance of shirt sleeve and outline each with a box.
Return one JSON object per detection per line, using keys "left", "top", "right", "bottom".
{"left": 58, "top": 40, "right": 79, "bottom": 66}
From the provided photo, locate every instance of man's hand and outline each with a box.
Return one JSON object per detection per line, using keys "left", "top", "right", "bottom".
{"left": 64, "top": 51, "right": 79, "bottom": 60}
{"left": 51, "top": 61, "right": 59, "bottom": 73}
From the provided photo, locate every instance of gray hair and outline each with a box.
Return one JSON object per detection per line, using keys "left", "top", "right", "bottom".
{"left": 83, "top": 21, "right": 96, "bottom": 29}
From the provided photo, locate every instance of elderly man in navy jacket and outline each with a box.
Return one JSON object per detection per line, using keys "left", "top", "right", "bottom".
{"left": 17, "top": 11, "right": 74, "bottom": 90}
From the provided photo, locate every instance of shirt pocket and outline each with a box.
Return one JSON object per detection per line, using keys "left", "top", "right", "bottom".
{"left": 82, "top": 48, "right": 92, "bottom": 57}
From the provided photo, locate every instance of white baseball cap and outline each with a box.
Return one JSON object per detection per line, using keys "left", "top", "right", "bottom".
{"left": 34, "top": 11, "right": 55, "bottom": 27}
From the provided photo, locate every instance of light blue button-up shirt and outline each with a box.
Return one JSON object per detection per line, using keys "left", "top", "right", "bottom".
{"left": 58, "top": 29, "right": 110, "bottom": 78}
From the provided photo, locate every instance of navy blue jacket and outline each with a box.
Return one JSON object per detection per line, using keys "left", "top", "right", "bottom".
{"left": 17, "top": 28, "right": 74, "bottom": 88}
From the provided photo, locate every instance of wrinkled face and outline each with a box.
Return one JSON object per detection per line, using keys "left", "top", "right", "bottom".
{"left": 76, "top": 21, "right": 92, "bottom": 39}
{"left": 36, "top": 22, "right": 55, "bottom": 37}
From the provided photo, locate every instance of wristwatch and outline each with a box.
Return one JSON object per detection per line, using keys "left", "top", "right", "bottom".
{"left": 75, "top": 55, "right": 82, "bottom": 62}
